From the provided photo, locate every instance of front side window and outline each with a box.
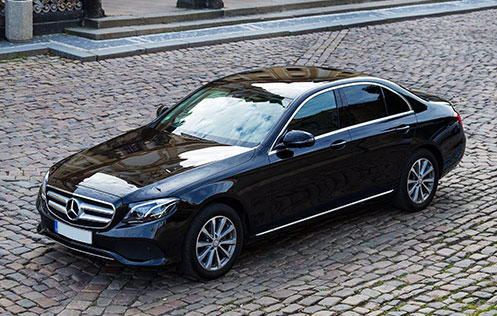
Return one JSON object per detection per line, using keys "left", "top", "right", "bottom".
{"left": 287, "top": 90, "right": 339, "bottom": 136}
{"left": 155, "top": 83, "right": 293, "bottom": 147}
{"left": 340, "top": 84, "right": 387, "bottom": 127}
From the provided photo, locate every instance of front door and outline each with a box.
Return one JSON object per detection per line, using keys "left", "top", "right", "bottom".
{"left": 254, "top": 89, "right": 355, "bottom": 235}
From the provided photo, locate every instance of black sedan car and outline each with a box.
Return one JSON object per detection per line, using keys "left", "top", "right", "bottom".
{"left": 37, "top": 66, "right": 465, "bottom": 279}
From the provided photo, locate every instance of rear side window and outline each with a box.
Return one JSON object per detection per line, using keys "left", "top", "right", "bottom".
{"left": 288, "top": 90, "right": 339, "bottom": 136}
{"left": 339, "top": 84, "right": 386, "bottom": 127}
{"left": 382, "top": 87, "right": 410, "bottom": 115}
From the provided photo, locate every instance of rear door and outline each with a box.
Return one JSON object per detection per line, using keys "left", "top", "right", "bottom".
{"left": 337, "top": 83, "right": 417, "bottom": 197}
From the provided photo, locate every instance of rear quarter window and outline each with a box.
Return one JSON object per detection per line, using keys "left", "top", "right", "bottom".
{"left": 382, "top": 87, "right": 410, "bottom": 115}
{"left": 403, "top": 95, "right": 428, "bottom": 112}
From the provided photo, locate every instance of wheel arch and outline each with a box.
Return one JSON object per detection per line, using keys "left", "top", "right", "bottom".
{"left": 394, "top": 144, "right": 442, "bottom": 212}
{"left": 200, "top": 196, "right": 250, "bottom": 241}
{"left": 415, "top": 144, "right": 444, "bottom": 174}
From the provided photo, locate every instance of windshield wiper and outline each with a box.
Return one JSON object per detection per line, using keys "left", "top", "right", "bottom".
{"left": 180, "top": 132, "right": 206, "bottom": 141}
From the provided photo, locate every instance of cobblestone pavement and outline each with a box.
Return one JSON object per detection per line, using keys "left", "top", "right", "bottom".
{"left": 1, "top": 9, "right": 497, "bottom": 316}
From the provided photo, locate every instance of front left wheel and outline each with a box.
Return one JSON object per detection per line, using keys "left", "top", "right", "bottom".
{"left": 181, "top": 203, "right": 243, "bottom": 280}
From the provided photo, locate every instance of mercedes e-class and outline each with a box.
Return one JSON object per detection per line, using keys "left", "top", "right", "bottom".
{"left": 37, "top": 66, "right": 465, "bottom": 279}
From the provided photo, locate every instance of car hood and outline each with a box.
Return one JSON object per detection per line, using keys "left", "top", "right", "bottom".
{"left": 48, "top": 126, "right": 253, "bottom": 198}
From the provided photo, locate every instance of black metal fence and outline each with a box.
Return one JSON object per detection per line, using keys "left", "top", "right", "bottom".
{"left": 1, "top": 0, "right": 84, "bottom": 39}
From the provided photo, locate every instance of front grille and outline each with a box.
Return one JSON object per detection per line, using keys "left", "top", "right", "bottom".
{"left": 46, "top": 186, "right": 115, "bottom": 229}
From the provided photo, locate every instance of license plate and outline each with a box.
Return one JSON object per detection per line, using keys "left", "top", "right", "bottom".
{"left": 54, "top": 221, "right": 92, "bottom": 244}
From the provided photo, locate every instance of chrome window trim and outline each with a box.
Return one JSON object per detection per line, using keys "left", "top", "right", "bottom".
{"left": 335, "top": 76, "right": 422, "bottom": 107}
{"left": 255, "top": 189, "right": 394, "bottom": 237}
{"left": 45, "top": 184, "right": 117, "bottom": 230}
{"left": 337, "top": 81, "right": 413, "bottom": 112}
{"left": 268, "top": 86, "right": 339, "bottom": 153}
{"left": 430, "top": 101, "right": 451, "bottom": 105}
{"left": 314, "top": 110, "right": 414, "bottom": 140}
{"left": 378, "top": 84, "right": 413, "bottom": 112}
{"left": 268, "top": 110, "right": 414, "bottom": 156}
{"left": 268, "top": 81, "right": 413, "bottom": 153}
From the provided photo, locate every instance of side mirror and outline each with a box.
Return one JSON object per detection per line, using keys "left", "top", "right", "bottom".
{"left": 156, "top": 105, "right": 170, "bottom": 117}
{"left": 281, "top": 130, "right": 315, "bottom": 148}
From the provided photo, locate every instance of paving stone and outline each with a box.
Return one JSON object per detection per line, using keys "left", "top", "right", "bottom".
{"left": 300, "top": 296, "right": 322, "bottom": 306}
{"left": 281, "top": 304, "right": 302, "bottom": 314}
{"left": 15, "top": 300, "right": 35, "bottom": 309}
{"left": 332, "top": 304, "right": 353, "bottom": 312}
{"left": 427, "top": 290, "right": 450, "bottom": 299}
{"left": 359, "top": 289, "right": 381, "bottom": 300}
{"left": 312, "top": 312, "right": 336, "bottom": 316}
{"left": 342, "top": 295, "right": 368, "bottom": 306}
{"left": 318, "top": 297, "right": 341, "bottom": 307}
{"left": 255, "top": 297, "right": 279, "bottom": 306}
{"left": 399, "top": 304, "right": 419, "bottom": 313}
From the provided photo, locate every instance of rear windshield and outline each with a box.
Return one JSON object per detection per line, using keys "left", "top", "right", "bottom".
{"left": 410, "top": 90, "right": 448, "bottom": 103}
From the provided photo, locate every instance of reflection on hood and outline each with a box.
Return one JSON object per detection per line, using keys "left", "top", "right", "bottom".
{"left": 49, "top": 126, "right": 252, "bottom": 195}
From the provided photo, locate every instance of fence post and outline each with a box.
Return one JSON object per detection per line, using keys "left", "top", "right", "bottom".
{"left": 5, "top": 0, "right": 32, "bottom": 42}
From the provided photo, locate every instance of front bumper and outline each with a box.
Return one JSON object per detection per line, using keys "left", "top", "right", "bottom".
{"left": 37, "top": 197, "right": 169, "bottom": 266}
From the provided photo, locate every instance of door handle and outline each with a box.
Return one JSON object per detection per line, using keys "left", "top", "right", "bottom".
{"left": 330, "top": 140, "right": 347, "bottom": 149}
{"left": 395, "top": 125, "right": 410, "bottom": 133}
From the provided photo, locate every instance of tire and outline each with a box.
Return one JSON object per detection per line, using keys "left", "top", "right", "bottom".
{"left": 181, "top": 203, "right": 243, "bottom": 280}
{"left": 394, "top": 149, "right": 439, "bottom": 212}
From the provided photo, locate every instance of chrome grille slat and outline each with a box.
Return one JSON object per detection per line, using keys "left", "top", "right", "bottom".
{"left": 48, "top": 200, "right": 66, "bottom": 214}
{"left": 47, "top": 191, "right": 69, "bottom": 205}
{"left": 80, "top": 202, "right": 114, "bottom": 216}
{"left": 46, "top": 186, "right": 116, "bottom": 229}
{"left": 79, "top": 213, "right": 111, "bottom": 223}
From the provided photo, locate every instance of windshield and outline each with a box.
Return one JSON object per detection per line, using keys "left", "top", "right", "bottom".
{"left": 155, "top": 83, "right": 293, "bottom": 147}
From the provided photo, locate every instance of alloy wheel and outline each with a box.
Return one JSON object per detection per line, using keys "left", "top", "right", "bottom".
{"left": 407, "top": 158, "right": 435, "bottom": 204}
{"left": 196, "top": 216, "right": 237, "bottom": 271}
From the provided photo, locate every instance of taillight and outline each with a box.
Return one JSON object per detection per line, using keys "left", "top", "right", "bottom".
{"left": 453, "top": 110, "right": 463, "bottom": 127}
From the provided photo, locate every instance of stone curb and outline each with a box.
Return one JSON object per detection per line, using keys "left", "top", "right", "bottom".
{"left": 1, "top": 0, "right": 496, "bottom": 61}
{"left": 0, "top": 43, "right": 48, "bottom": 59}
{"left": 71, "top": 0, "right": 450, "bottom": 40}
{"left": 85, "top": 0, "right": 372, "bottom": 28}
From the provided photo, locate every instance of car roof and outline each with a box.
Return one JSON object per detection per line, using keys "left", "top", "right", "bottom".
{"left": 212, "top": 66, "right": 371, "bottom": 100}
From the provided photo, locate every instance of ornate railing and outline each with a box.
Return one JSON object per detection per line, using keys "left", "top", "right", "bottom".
{"left": 0, "top": 0, "right": 82, "bottom": 15}
{"left": 1, "top": 0, "right": 85, "bottom": 38}
{"left": 33, "top": 0, "right": 82, "bottom": 14}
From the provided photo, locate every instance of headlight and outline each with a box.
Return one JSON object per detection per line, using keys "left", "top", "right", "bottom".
{"left": 123, "top": 198, "right": 180, "bottom": 224}
{"left": 41, "top": 170, "right": 50, "bottom": 201}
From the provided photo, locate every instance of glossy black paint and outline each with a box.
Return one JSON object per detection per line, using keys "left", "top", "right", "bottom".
{"left": 37, "top": 66, "right": 466, "bottom": 266}
{"left": 281, "top": 130, "right": 315, "bottom": 148}
{"left": 265, "top": 128, "right": 356, "bottom": 233}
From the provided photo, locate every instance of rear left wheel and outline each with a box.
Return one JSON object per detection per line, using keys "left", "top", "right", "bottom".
{"left": 394, "top": 149, "right": 439, "bottom": 212}
{"left": 407, "top": 157, "right": 436, "bottom": 204}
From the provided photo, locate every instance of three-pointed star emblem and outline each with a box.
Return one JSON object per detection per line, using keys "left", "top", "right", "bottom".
{"left": 65, "top": 198, "right": 81, "bottom": 221}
